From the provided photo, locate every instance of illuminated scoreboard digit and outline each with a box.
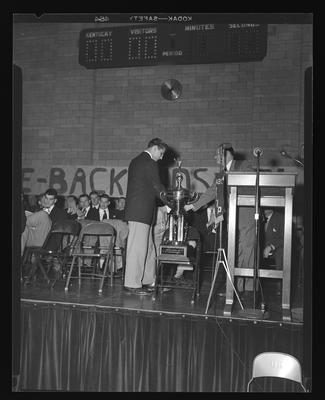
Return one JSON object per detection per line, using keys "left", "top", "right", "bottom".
{"left": 127, "top": 26, "right": 158, "bottom": 62}
{"left": 79, "top": 24, "right": 267, "bottom": 69}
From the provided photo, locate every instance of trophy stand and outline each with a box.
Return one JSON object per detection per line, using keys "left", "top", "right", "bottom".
{"left": 154, "top": 160, "right": 199, "bottom": 303}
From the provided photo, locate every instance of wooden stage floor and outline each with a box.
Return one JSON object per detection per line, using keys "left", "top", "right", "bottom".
{"left": 20, "top": 270, "right": 303, "bottom": 326}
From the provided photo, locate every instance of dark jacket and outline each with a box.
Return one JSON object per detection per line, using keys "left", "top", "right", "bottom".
{"left": 192, "top": 159, "right": 249, "bottom": 211}
{"left": 110, "top": 209, "right": 125, "bottom": 221}
{"left": 262, "top": 210, "right": 284, "bottom": 269}
{"left": 49, "top": 205, "right": 68, "bottom": 225}
{"left": 125, "top": 152, "right": 165, "bottom": 225}
{"left": 85, "top": 207, "right": 100, "bottom": 221}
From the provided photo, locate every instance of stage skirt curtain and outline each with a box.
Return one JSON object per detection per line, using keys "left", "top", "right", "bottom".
{"left": 19, "top": 301, "right": 303, "bottom": 392}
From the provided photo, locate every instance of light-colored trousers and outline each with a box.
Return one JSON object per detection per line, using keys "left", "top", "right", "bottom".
{"left": 124, "top": 221, "right": 156, "bottom": 289}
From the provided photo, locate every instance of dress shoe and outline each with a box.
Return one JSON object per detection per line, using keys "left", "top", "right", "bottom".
{"left": 123, "top": 287, "right": 152, "bottom": 295}
{"left": 142, "top": 283, "right": 156, "bottom": 292}
{"left": 114, "top": 269, "right": 124, "bottom": 278}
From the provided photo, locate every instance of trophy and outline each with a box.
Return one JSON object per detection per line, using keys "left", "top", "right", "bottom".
{"left": 159, "top": 160, "right": 198, "bottom": 261}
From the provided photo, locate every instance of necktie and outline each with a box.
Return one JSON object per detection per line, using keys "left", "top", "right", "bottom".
{"left": 102, "top": 210, "right": 107, "bottom": 220}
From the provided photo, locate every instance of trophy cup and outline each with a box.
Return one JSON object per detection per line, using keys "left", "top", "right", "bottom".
{"left": 159, "top": 160, "right": 198, "bottom": 262}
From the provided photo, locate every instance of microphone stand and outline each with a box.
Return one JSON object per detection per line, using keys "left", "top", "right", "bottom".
{"left": 238, "top": 150, "right": 269, "bottom": 319}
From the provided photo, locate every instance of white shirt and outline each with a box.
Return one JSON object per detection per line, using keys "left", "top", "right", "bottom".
{"left": 43, "top": 204, "right": 54, "bottom": 214}
{"left": 91, "top": 204, "right": 99, "bottom": 209}
{"left": 99, "top": 208, "right": 109, "bottom": 221}
{"left": 144, "top": 150, "right": 154, "bottom": 160}
{"left": 206, "top": 206, "right": 216, "bottom": 227}
{"left": 226, "top": 160, "right": 233, "bottom": 172}
{"left": 84, "top": 206, "right": 91, "bottom": 217}
{"left": 264, "top": 211, "right": 274, "bottom": 231}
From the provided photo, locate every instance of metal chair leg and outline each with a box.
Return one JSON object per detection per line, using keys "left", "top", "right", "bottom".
{"left": 99, "top": 254, "right": 110, "bottom": 293}
{"left": 65, "top": 255, "right": 77, "bottom": 291}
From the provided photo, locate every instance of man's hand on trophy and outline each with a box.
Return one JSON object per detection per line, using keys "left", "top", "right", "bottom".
{"left": 184, "top": 204, "right": 194, "bottom": 212}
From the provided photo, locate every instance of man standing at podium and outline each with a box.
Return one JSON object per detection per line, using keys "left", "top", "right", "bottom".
{"left": 185, "top": 144, "right": 255, "bottom": 296}
{"left": 124, "top": 138, "right": 168, "bottom": 295}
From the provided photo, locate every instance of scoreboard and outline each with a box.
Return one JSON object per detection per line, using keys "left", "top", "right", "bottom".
{"left": 79, "top": 23, "right": 268, "bottom": 69}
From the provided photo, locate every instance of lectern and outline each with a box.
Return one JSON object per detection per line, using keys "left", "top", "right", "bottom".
{"left": 224, "top": 172, "right": 296, "bottom": 321}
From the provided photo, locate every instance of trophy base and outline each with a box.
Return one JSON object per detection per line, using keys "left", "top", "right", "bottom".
{"left": 159, "top": 245, "right": 189, "bottom": 263}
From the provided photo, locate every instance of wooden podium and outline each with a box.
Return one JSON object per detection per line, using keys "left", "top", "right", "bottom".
{"left": 224, "top": 172, "right": 296, "bottom": 321}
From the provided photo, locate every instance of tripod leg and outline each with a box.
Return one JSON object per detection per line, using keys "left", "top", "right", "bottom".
{"left": 205, "top": 251, "right": 221, "bottom": 314}
{"left": 221, "top": 249, "right": 244, "bottom": 310}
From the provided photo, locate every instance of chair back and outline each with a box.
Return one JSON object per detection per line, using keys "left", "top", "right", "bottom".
{"left": 50, "top": 220, "right": 81, "bottom": 236}
{"left": 43, "top": 220, "right": 81, "bottom": 252}
{"left": 247, "top": 352, "right": 306, "bottom": 392}
{"left": 79, "top": 221, "right": 115, "bottom": 237}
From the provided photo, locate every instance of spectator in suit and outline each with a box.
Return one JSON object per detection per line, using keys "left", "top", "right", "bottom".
{"left": 98, "top": 194, "right": 111, "bottom": 221}
{"left": 42, "top": 188, "right": 67, "bottom": 225}
{"left": 261, "top": 208, "right": 284, "bottom": 270}
{"left": 124, "top": 138, "right": 168, "bottom": 294}
{"left": 89, "top": 190, "right": 100, "bottom": 210}
{"left": 41, "top": 188, "right": 67, "bottom": 251}
{"left": 111, "top": 197, "right": 126, "bottom": 220}
{"left": 65, "top": 195, "right": 79, "bottom": 220}
{"left": 77, "top": 193, "right": 99, "bottom": 221}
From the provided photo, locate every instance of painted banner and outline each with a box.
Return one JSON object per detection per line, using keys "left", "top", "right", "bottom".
{"left": 22, "top": 165, "right": 303, "bottom": 196}
{"left": 22, "top": 165, "right": 217, "bottom": 196}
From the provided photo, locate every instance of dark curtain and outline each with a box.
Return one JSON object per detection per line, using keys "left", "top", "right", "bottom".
{"left": 19, "top": 301, "right": 303, "bottom": 392}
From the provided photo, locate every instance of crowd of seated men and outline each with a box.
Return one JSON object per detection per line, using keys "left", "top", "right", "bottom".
{"left": 21, "top": 189, "right": 127, "bottom": 276}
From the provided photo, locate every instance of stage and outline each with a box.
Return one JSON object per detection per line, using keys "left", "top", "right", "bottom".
{"left": 17, "top": 271, "right": 304, "bottom": 392}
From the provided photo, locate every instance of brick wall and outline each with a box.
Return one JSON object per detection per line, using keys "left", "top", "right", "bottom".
{"left": 13, "top": 22, "right": 312, "bottom": 177}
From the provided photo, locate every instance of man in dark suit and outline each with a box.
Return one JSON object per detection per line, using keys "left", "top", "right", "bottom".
{"left": 124, "top": 138, "right": 168, "bottom": 294}
{"left": 185, "top": 145, "right": 254, "bottom": 295}
{"left": 110, "top": 197, "right": 126, "bottom": 220}
{"left": 41, "top": 188, "right": 68, "bottom": 256}
{"left": 261, "top": 208, "right": 284, "bottom": 270}
{"left": 77, "top": 193, "right": 99, "bottom": 221}
{"left": 43, "top": 188, "right": 67, "bottom": 225}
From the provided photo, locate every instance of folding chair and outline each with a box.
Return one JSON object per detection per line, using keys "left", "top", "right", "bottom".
{"left": 64, "top": 222, "right": 115, "bottom": 293}
{"left": 22, "top": 220, "right": 81, "bottom": 286}
{"left": 247, "top": 352, "right": 307, "bottom": 392}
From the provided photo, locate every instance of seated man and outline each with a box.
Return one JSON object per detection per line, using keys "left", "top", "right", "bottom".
{"left": 77, "top": 193, "right": 99, "bottom": 221}
{"left": 65, "top": 195, "right": 79, "bottom": 220}
{"left": 261, "top": 208, "right": 284, "bottom": 270}
{"left": 173, "top": 225, "right": 200, "bottom": 282}
{"left": 42, "top": 188, "right": 67, "bottom": 225}
{"left": 89, "top": 190, "right": 100, "bottom": 210}
{"left": 110, "top": 197, "right": 126, "bottom": 220}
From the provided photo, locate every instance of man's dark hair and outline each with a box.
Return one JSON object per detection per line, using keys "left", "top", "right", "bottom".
{"left": 147, "top": 138, "right": 168, "bottom": 150}
{"left": 89, "top": 191, "right": 99, "bottom": 197}
{"left": 45, "top": 188, "right": 58, "bottom": 199}
{"left": 67, "top": 195, "right": 78, "bottom": 202}
{"left": 100, "top": 194, "right": 110, "bottom": 201}
{"left": 79, "top": 193, "right": 89, "bottom": 201}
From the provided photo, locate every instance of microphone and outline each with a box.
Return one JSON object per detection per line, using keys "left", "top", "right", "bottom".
{"left": 280, "top": 149, "right": 290, "bottom": 158}
{"left": 280, "top": 149, "right": 304, "bottom": 167}
{"left": 253, "top": 147, "right": 263, "bottom": 157}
